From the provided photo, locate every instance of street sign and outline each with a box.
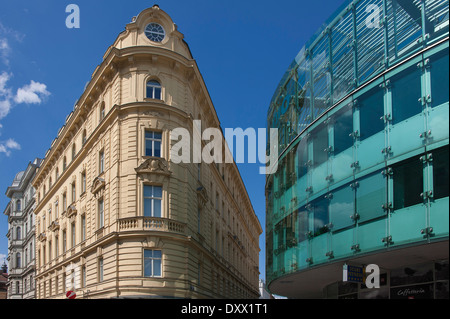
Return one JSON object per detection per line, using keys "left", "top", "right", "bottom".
{"left": 66, "top": 290, "right": 76, "bottom": 299}
{"left": 343, "top": 264, "right": 364, "bottom": 283}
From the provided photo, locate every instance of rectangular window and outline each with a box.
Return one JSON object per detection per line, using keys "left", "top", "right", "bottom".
{"left": 71, "top": 182, "right": 76, "bottom": 203}
{"left": 62, "top": 193, "right": 67, "bottom": 212}
{"left": 432, "top": 146, "right": 449, "bottom": 200}
{"left": 143, "top": 186, "right": 162, "bottom": 217}
{"left": 145, "top": 131, "right": 162, "bottom": 157}
{"left": 81, "top": 171, "right": 86, "bottom": 194}
{"left": 144, "top": 249, "right": 162, "bottom": 277}
{"left": 99, "top": 150, "right": 104, "bottom": 174}
{"left": 99, "top": 258, "right": 104, "bottom": 282}
{"left": 55, "top": 201, "right": 59, "bottom": 219}
{"left": 82, "top": 266, "right": 86, "bottom": 288}
{"left": 55, "top": 236, "right": 59, "bottom": 257}
{"left": 98, "top": 198, "right": 104, "bottom": 228}
{"left": 62, "top": 231, "right": 67, "bottom": 253}
{"left": 81, "top": 215, "right": 86, "bottom": 241}
{"left": 393, "top": 155, "right": 423, "bottom": 209}
{"left": 71, "top": 223, "right": 76, "bottom": 248}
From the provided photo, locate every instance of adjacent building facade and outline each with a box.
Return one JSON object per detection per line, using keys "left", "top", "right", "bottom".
{"left": 266, "top": 0, "right": 449, "bottom": 298}
{"left": 3, "top": 158, "right": 42, "bottom": 299}
{"left": 32, "top": 6, "right": 262, "bottom": 299}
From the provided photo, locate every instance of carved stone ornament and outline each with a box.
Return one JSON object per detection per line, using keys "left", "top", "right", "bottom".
{"left": 38, "top": 232, "right": 47, "bottom": 242}
{"left": 135, "top": 157, "right": 171, "bottom": 176}
{"left": 67, "top": 205, "right": 77, "bottom": 219}
{"left": 49, "top": 221, "right": 60, "bottom": 232}
{"left": 91, "top": 177, "right": 106, "bottom": 195}
{"left": 196, "top": 185, "right": 208, "bottom": 207}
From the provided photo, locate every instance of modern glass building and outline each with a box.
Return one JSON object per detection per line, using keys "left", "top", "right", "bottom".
{"left": 266, "top": 0, "right": 449, "bottom": 298}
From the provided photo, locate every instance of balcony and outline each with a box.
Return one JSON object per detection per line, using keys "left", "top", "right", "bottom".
{"left": 118, "top": 217, "right": 186, "bottom": 235}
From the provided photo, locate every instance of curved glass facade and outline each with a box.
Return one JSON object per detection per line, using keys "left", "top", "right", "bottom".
{"left": 266, "top": 0, "right": 449, "bottom": 297}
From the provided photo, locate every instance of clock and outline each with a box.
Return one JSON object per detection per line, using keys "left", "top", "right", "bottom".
{"left": 145, "top": 23, "right": 165, "bottom": 42}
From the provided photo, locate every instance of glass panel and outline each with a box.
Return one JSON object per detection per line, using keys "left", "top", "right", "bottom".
{"left": 332, "top": 9, "right": 354, "bottom": 102}
{"left": 296, "top": 57, "right": 312, "bottom": 133}
{"left": 312, "top": 35, "right": 331, "bottom": 118}
{"left": 425, "top": 0, "right": 450, "bottom": 44}
{"left": 433, "top": 146, "right": 449, "bottom": 200}
{"left": 430, "top": 47, "right": 449, "bottom": 108}
{"left": 356, "top": 0, "right": 385, "bottom": 84}
{"left": 391, "top": 64, "right": 422, "bottom": 124}
{"left": 393, "top": 155, "right": 423, "bottom": 209}
{"left": 297, "top": 207, "right": 309, "bottom": 243}
{"left": 144, "top": 199, "right": 152, "bottom": 217}
{"left": 390, "top": 283, "right": 434, "bottom": 299}
{"left": 313, "top": 196, "right": 329, "bottom": 236}
{"left": 388, "top": 61, "right": 425, "bottom": 158}
{"left": 330, "top": 185, "right": 355, "bottom": 231}
{"left": 427, "top": 47, "right": 449, "bottom": 145}
{"left": 358, "top": 86, "right": 385, "bottom": 141}
{"left": 153, "top": 186, "right": 162, "bottom": 198}
{"left": 357, "top": 170, "right": 386, "bottom": 223}
{"left": 310, "top": 122, "right": 329, "bottom": 193}
{"left": 153, "top": 259, "right": 161, "bottom": 276}
{"left": 357, "top": 218, "right": 387, "bottom": 253}
{"left": 332, "top": 104, "right": 353, "bottom": 155}
{"left": 386, "top": 0, "right": 423, "bottom": 64}
{"left": 153, "top": 200, "right": 161, "bottom": 217}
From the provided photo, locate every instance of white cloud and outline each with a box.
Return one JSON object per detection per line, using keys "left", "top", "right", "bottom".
{"left": 0, "top": 71, "right": 13, "bottom": 119}
{"left": 14, "top": 80, "right": 50, "bottom": 104}
{"left": 0, "top": 138, "right": 21, "bottom": 156}
{"left": 0, "top": 37, "right": 10, "bottom": 65}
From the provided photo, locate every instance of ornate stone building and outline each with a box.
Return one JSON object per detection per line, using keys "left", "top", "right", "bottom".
{"left": 32, "top": 6, "right": 262, "bottom": 299}
{"left": 4, "top": 158, "right": 42, "bottom": 299}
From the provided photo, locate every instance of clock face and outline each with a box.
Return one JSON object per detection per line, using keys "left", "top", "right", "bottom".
{"left": 145, "top": 23, "right": 165, "bottom": 42}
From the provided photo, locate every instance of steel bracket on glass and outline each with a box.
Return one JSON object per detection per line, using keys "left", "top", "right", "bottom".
{"left": 380, "top": 113, "right": 392, "bottom": 123}
{"left": 381, "top": 167, "right": 394, "bottom": 176}
{"left": 382, "top": 202, "right": 393, "bottom": 212}
{"left": 350, "top": 244, "right": 360, "bottom": 252}
{"left": 420, "top": 153, "right": 433, "bottom": 163}
{"left": 381, "top": 235, "right": 393, "bottom": 245}
{"left": 350, "top": 161, "right": 360, "bottom": 170}
{"left": 379, "top": 80, "right": 391, "bottom": 90}
{"left": 325, "top": 174, "right": 334, "bottom": 182}
{"left": 349, "top": 130, "right": 359, "bottom": 139}
{"left": 305, "top": 257, "right": 313, "bottom": 265}
{"left": 381, "top": 146, "right": 392, "bottom": 155}
{"left": 420, "top": 190, "right": 433, "bottom": 200}
{"left": 419, "top": 130, "right": 432, "bottom": 139}
{"left": 325, "top": 251, "right": 334, "bottom": 259}
{"left": 350, "top": 213, "right": 360, "bottom": 221}
{"left": 420, "top": 227, "right": 434, "bottom": 238}
{"left": 350, "top": 181, "right": 359, "bottom": 189}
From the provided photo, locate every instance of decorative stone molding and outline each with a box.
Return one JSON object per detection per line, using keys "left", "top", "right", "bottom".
{"left": 49, "top": 221, "right": 60, "bottom": 232}
{"left": 91, "top": 177, "right": 106, "bottom": 195}
{"left": 196, "top": 185, "right": 208, "bottom": 207}
{"left": 135, "top": 157, "right": 171, "bottom": 176}
{"left": 38, "top": 232, "right": 47, "bottom": 242}
{"left": 67, "top": 205, "right": 77, "bottom": 219}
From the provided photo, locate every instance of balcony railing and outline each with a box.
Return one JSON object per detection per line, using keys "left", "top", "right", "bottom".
{"left": 118, "top": 217, "right": 186, "bottom": 235}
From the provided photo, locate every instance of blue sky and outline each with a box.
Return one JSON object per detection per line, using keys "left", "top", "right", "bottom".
{"left": 0, "top": 0, "right": 344, "bottom": 280}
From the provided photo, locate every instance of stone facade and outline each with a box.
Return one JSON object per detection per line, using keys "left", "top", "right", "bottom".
{"left": 31, "top": 6, "right": 262, "bottom": 299}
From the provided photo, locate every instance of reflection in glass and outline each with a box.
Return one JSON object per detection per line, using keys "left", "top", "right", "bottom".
{"left": 357, "top": 170, "right": 386, "bottom": 222}
{"left": 313, "top": 197, "right": 329, "bottom": 236}
{"left": 330, "top": 185, "right": 354, "bottom": 231}
{"left": 311, "top": 123, "right": 328, "bottom": 167}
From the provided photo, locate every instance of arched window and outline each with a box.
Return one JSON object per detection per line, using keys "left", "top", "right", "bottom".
{"left": 63, "top": 156, "right": 67, "bottom": 171}
{"left": 56, "top": 167, "right": 59, "bottom": 180}
{"left": 146, "top": 80, "right": 162, "bottom": 100}
{"left": 72, "top": 144, "right": 76, "bottom": 161}
{"left": 16, "top": 226, "right": 21, "bottom": 240}
{"left": 16, "top": 200, "right": 21, "bottom": 211}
